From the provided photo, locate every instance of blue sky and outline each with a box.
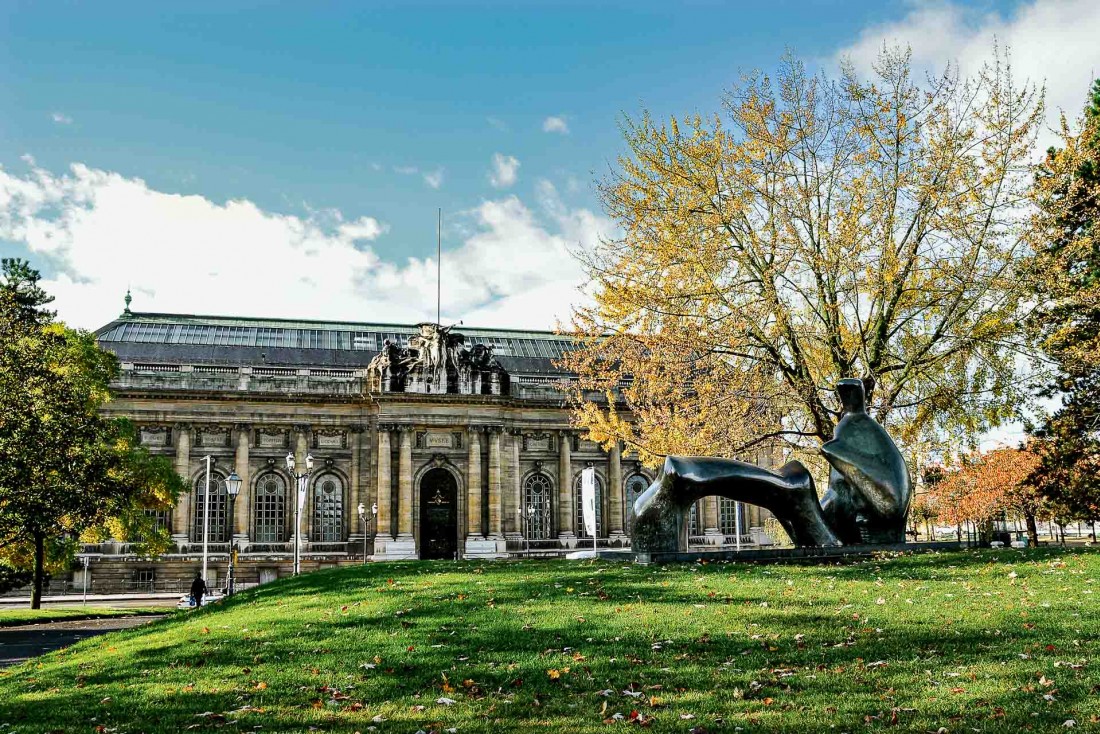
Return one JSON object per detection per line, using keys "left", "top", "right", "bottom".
{"left": 1, "top": 0, "right": 1095, "bottom": 335}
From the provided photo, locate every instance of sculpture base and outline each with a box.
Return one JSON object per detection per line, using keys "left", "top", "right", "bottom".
{"left": 373, "top": 537, "right": 418, "bottom": 561}
{"left": 609, "top": 541, "right": 965, "bottom": 565}
{"left": 464, "top": 537, "right": 508, "bottom": 559}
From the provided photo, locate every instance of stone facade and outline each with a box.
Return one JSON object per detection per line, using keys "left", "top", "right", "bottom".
{"left": 74, "top": 313, "right": 766, "bottom": 593}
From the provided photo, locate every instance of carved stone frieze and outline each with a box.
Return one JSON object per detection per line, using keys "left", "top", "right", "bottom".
{"left": 138, "top": 425, "right": 170, "bottom": 447}
{"left": 256, "top": 427, "right": 289, "bottom": 449}
{"left": 312, "top": 428, "right": 346, "bottom": 450}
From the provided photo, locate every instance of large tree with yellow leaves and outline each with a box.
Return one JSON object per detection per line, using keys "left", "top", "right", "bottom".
{"left": 563, "top": 48, "right": 1044, "bottom": 467}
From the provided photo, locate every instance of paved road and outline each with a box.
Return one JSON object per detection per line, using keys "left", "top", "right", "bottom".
{"left": 0, "top": 616, "right": 162, "bottom": 667}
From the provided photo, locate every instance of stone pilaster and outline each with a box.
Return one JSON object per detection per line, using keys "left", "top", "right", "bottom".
{"left": 396, "top": 426, "right": 414, "bottom": 539}
{"left": 487, "top": 427, "right": 503, "bottom": 538}
{"left": 467, "top": 427, "right": 483, "bottom": 537}
{"left": 507, "top": 429, "right": 522, "bottom": 537}
{"left": 292, "top": 424, "right": 310, "bottom": 546}
{"left": 233, "top": 424, "right": 251, "bottom": 547}
{"left": 704, "top": 495, "right": 724, "bottom": 545}
{"left": 558, "top": 430, "right": 574, "bottom": 540}
{"left": 375, "top": 426, "right": 392, "bottom": 539}
{"left": 608, "top": 440, "right": 626, "bottom": 538}
{"left": 348, "top": 425, "right": 363, "bottom": 540}
{"left": 172, "top": 423, "right": 191, "bottom": 546}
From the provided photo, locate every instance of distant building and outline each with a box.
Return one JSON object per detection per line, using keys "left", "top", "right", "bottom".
{"left": 77, "top": 308, "right": 764, "bottom": 593}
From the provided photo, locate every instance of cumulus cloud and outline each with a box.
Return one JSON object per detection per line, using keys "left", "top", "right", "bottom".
{"left": 0, "top": 161, "right": 610, "bottom": 331}
{"left": 835, "top": 0, "right": 1100, "bottom": 145}
{"left": 51, "top": 112, "right": 73, "bottom": 125}
{"left": 488, "top": 153, "right": 520, "bottom": 188}
{"left": 542, "top": 116, "right": 569, "bottom": 134}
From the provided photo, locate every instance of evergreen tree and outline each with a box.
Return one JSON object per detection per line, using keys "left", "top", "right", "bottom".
{"left": 1026, "top": 80, "right": 1100, "bottom": 528}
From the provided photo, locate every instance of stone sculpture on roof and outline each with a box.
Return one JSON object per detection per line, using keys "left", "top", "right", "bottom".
{"left": 367, "top": 322, "right": 509, "bottom": 396}
{"left": 629, "top": 378, "right": 912, "bottom": 553}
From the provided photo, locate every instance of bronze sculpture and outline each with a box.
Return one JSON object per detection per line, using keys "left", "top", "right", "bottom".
{"left": 630, "top": 379, "right": 911, "bottom": 553}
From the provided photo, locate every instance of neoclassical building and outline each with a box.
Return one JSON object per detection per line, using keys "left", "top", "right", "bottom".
{"left": 81, "top": 307, "right": 766, "bottom": 591}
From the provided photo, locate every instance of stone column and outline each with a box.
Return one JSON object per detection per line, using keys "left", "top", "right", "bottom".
{"left": 293, "top": 425, "right": 310, "bottom": 546}
{"left": 487, "top": 427, "right": 503, "bottom": 538}
{"left": 233, "top": 424, "right": 251, "bottom": 546}
{"left": 348, "top": 425, "right": 363, "bottom": 541}
{"left": 467, "top": 427, "right": 483, "bottom": 537}
{"left": 704, "top": 495, "right": 724, "bottom": 545}
{"left": 508, "top": 430, "right": 522, "bottom": 537}
{"left": 558, "top": 431, "right": 574, "bottom": 539}
{"left": 172, "top": 423, "right": 192, "bottom": 545}
{"left": 608, "top": 440, "right": 625, "bottom": 538}
{"left": 396, "top": 426, "right": 414, "bottom": 539}
{"left": 375, "top": 426, "right": 392, "bottom": 539}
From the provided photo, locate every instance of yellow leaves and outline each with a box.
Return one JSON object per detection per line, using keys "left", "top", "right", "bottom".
{"left": 547, "top": 668, "right": 561, "bottom": 680}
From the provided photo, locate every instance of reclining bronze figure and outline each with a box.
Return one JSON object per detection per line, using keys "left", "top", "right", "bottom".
{"left": 630, "top": 379, "right": 912, "bottom": 552}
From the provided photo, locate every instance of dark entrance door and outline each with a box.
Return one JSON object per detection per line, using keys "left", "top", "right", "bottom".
{"left": 419, "top": 468, "right": 458, "bottom": 560}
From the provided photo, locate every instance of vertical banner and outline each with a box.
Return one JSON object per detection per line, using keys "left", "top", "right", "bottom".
{"left": 297, "top": 480, "right": 308, "bottom": 513}
{"left": 581, "top": 467, "right": 597, "bottom": 538}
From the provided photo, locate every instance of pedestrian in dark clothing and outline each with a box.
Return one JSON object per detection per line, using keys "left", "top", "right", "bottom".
{"left": 190, "top": 573, "right": 207, "bottom": 607}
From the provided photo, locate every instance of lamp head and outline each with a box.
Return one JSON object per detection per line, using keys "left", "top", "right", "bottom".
{"left": 285, "top": 452, "right": 295, "bottom": 471}
{"left": 371, "top": 503, "right": 378, "bottom": 515}
{"left": 305, "top": 454, "right": 315, "bottom": 471}
{"left": 357, "top": 502, "right": 366, "bottom": 517}
{"left": 225, "top": 471, "right": 242, "bottom": 497}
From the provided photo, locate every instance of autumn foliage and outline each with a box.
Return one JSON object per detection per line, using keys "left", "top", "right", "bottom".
{"left": 925, "top": 446, "right": 1041, "bottom": 527}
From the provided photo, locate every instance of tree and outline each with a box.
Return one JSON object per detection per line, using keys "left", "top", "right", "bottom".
{"left": 0, "top": 259, "right": 183, "bottom": 607}
{"left": 562, "top": 48, "right": 1044, "bottom": 468}
{"left": 926, "top": 445, "right": 1043, "bottom": 544}
{"left": 1025, "top": 80, "right": 1100, "bottom": 528}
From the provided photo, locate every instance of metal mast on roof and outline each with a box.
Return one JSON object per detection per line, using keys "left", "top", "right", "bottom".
{"left": 436, "top": 208, "right": 442, "bottom": 325}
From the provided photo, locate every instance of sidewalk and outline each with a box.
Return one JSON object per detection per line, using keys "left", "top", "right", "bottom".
{"left": 0, "top": 592, "right": 181, "bottom": 607}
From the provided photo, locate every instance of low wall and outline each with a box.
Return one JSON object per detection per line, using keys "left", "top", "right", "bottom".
{"left": 602, "top": 541, "right": 966, "bottom": 565}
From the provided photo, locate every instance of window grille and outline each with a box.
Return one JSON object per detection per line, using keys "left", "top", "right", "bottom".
{"left": 253, "top": 473, "right": 287, "bottom": 542}
{"left": 719, "top": 497, "right": 745, "bottom": 536}
{"left": 624, "top": 474, "right": 648, "bottom": 511}
{"left": 688, "top": 501, "right": 701, "bottom": 536}
{"left": 573, "top": 472, "right": 603, "bottom": 538}
{"left": 312, "top": 474, "right": 343, "bottom": 542}
{"left": 523, "top": 473, "right": 554, "bottom": 539}
{"left": 192, "top": 472, "right": 229, "bottom": 542}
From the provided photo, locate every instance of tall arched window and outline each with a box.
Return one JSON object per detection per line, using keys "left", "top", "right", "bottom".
{"left": 624, "top": 474, "right": 649, "bottom": 512}
{"left": 312, "top": 474, "right": 344, "bottom": 542}
{"left": 719, "top": 497, "right": 746, "bottom": 536}
{"left": 253, "top": 472, "right": 287, "bottom": 543}
{"left": 523, "top": 472, "right": 554, "bottom": 539}
{"left": 688, "top": 501, "right": 702, "bottom": 537}
{"left": 573, "top": 472, "right": 604, "bottom": 538}
{"left": 192, "top": 471, "right": 228, "bottom": 543}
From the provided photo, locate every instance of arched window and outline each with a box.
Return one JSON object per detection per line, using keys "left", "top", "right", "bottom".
{"left": 192, "top": 471, "right": 228, "bottom": 543}
{"left": 573, "top": 471, "right": 604, "bottom": 539}
{"left": 523, "top": 472, "right": 554, "bottom": 539}
{"left": 624, "top": 474, "right": 649, "bottom": 512}
{"left": 719, "top": 497, "right": 746, "bottom": 536}
{"left": 253, "top": 472, "right": 287, "bottom": 543}
{"left": 312, "top": 474, "right": 344, "bottom": 542}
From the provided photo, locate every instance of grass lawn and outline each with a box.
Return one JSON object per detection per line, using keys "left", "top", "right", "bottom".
{"left": 0, "top": 548, "right": 1096, "bottom": 733}
{"left": 0, "top": 607, "right": 168, "bottom": 627}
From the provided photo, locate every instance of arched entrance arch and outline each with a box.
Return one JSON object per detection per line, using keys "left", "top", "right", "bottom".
{"left": 419, "top": 467, "right": 459, "bottom": 559}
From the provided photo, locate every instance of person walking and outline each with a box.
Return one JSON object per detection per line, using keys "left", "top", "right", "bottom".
{"left": 190, "top": 572, "right": 207, "bottom": 608}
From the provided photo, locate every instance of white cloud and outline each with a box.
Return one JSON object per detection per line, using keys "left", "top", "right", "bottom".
{"left": 542, "top": 116, "right": 569, "bottom": 135}
{"left": 51, "top": 112, "right": 73, "bottom": 125}
{"left": 835, "top": 0, "right": 1100, "bottom": 145}
{"left": 488, "top": 153, "right": 520, "bottom": 188}
{"left": 393, "top": 165, "right": 419, "bottom": 175}
{"left": 423, "top": 168, "right": 445, "bottom": 189}
{"left": 0, "top": 161, "right": 611, "bottom": 331}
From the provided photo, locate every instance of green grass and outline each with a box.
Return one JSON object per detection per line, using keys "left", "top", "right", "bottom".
{"left": 0, "top": 549, "right": 1097, "bottom": 733}
{"left": 0, "top": 606, "right": 167, "bottom": 627}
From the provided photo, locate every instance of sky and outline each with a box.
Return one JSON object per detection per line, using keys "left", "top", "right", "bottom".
{"left": 1, "top": 0, "right": 1099, "bottom": 337}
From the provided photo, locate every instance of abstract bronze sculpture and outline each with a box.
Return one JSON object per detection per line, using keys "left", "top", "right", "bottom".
{"left": 630, "top": 379, "right": 911, "bottom": 553}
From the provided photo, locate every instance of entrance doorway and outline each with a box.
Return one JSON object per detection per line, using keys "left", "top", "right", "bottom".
{"left": 419, "top": 468, "right": 458, "bottom": 560}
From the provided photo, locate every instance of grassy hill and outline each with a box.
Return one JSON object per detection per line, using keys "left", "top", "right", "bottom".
{"left": 1, "top": 549, "right": 1097, "bottom": 733}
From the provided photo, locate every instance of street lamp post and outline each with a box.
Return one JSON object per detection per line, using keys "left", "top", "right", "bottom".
{"left": 286, "top": 452, "right": 314, "bottom": 576}
{"left": 522, "top": 505, "right": 536, "bottom": 559}
{"left": 357, "top": 502, "right": 378, "bottom": 564}
{"left": 224, "top": 471, "right": 242, "bottom": 596}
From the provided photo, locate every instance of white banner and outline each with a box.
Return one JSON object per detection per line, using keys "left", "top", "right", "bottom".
{"left": 297, "top": 485, "right": 308, "bottom": 512}
{"left": 581, "top": 467, "right": 597, "bottom": 537}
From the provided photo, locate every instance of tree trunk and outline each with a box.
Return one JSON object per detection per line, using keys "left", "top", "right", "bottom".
{"left": 31, "top": 531, "right": 44, "bottom": 610}
{"left": 1025, "top": 512, "right": 1039, "bottom": 547}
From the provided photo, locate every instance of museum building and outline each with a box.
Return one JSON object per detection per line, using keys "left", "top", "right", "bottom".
{"left": 78, "top": 304, "right": 766, "bottom": 592}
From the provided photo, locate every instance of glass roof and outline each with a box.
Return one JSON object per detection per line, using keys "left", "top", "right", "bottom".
{"left": 96, "top": 313, "right": 579, "bottom": 361}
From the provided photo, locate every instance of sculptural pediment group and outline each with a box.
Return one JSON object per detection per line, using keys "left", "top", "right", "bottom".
{"left": 629, "top": 379, "right": 912, "bottom": 553}
{"left": 368, "top": 322, "right": 510, "bottom": 396}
